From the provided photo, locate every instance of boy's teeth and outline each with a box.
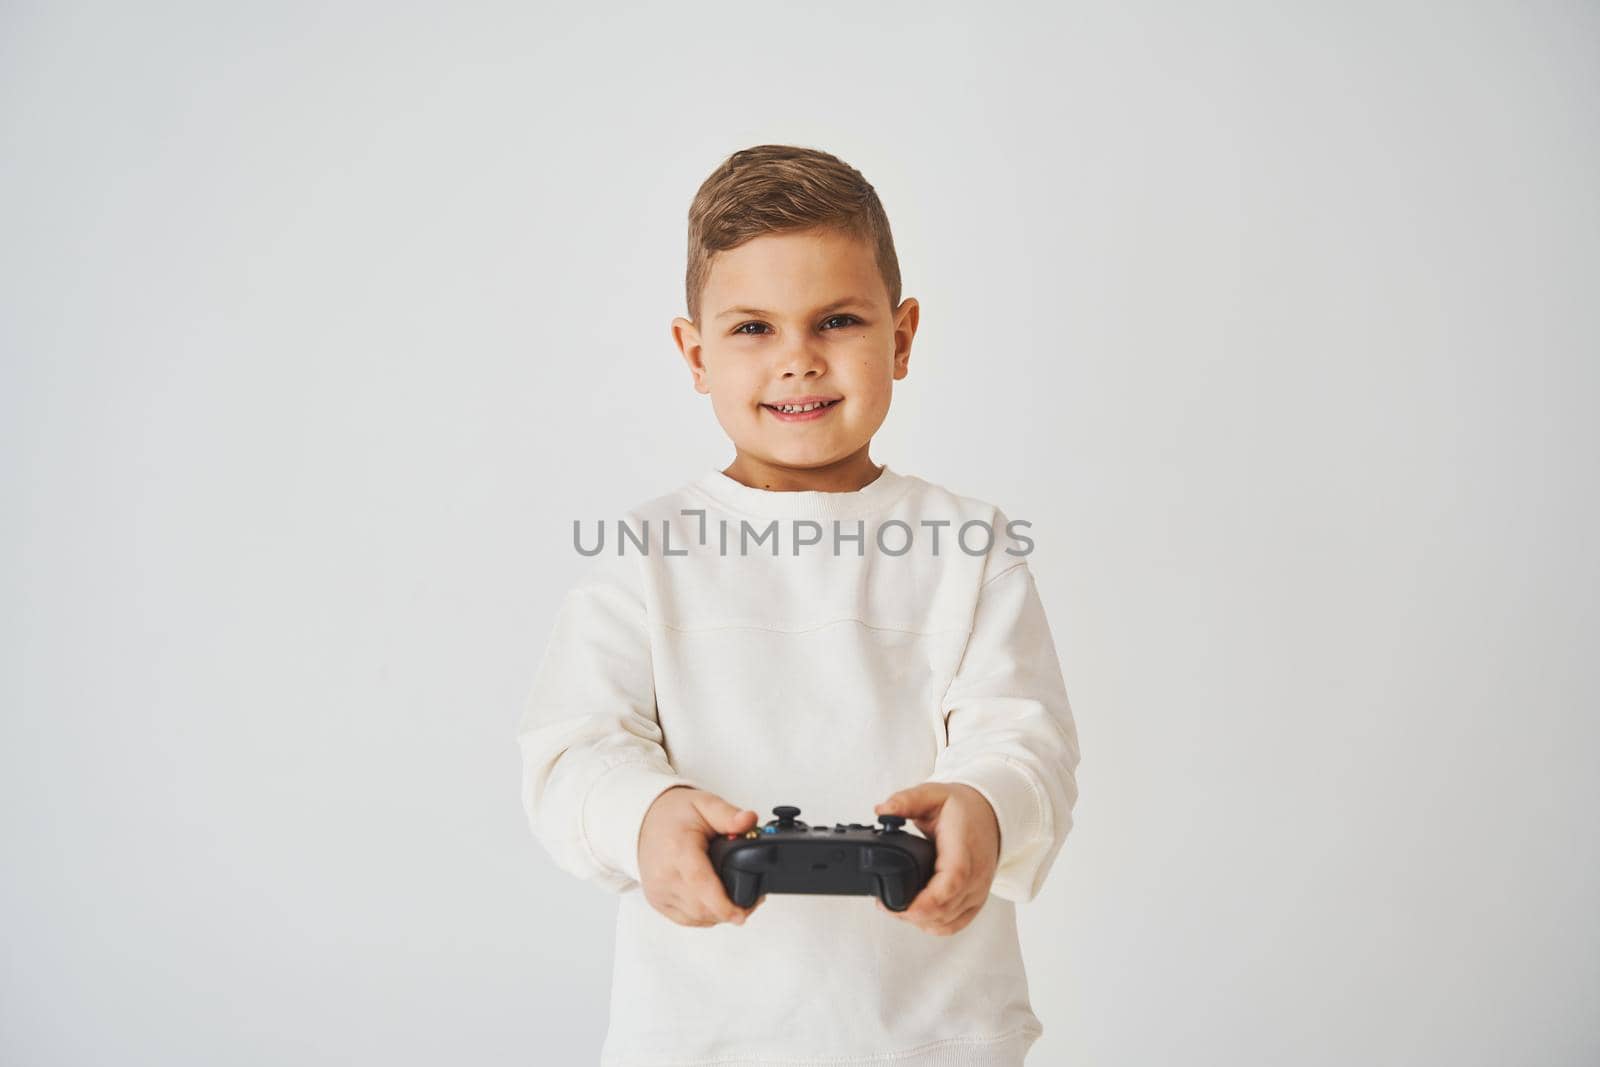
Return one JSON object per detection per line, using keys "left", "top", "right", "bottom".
{"left": 773, "top": 401, "right": 832, "bottom": 413}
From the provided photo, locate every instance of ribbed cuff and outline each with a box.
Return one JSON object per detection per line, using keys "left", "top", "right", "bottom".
{"left": 582, "top": 761, "right": 700, "bottom": 885}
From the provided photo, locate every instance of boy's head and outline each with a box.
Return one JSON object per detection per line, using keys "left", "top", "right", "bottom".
{"left": 671, "top": 145, "right": 919, "bottom": 489}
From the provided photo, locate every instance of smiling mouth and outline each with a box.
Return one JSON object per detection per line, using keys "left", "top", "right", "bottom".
{"left": 762, "top": 398, "right": 842, "bottom": 416}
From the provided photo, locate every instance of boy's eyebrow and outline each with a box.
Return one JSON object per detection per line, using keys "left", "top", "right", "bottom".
{"left": 715, "top": 297, "right": 872, "bottom": 321}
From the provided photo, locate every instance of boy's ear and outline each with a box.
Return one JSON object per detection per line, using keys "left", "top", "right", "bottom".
{"left": 892, "top": 297, "right": 919, "bottom": 380}
{"left": 670, "top": 316, "right": 711, "bottom": 395}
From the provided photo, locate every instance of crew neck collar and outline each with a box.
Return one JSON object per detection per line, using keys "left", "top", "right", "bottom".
{"left": 688, "top": 462, "right": 911, "bottom": 520}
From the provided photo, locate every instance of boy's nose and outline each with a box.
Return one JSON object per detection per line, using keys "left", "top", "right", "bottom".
{"left": 778, "top": 346, "right": 826, "bottom": 376}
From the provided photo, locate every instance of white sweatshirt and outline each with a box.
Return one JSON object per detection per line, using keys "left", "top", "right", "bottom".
{"left": 517, "top": 463, "right": 1081, "bottom": 1066}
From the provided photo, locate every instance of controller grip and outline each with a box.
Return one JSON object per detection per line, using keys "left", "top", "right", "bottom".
{"left": 729, "top": 867, "right": 764, "bottom": 907}
{"left": 862, "top": 848, "right": 919, "bottom": 912}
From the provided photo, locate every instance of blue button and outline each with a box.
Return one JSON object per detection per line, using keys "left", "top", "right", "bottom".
{"left": 762, "top": 826, "right": 776, "bottom": 834}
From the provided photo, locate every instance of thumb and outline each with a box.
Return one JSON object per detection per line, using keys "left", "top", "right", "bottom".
{"left": 875, "top": 783, "right": 947, "bottom": 817}
{"left": 694, "top": 794, "right": 759, "bottom": 835}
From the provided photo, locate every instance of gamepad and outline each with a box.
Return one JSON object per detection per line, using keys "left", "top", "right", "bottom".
{"left": 707, "top": 805, "right": 936, "bottom": 912}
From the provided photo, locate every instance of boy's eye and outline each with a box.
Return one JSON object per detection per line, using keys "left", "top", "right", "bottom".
{"left": 732, "top": 314, "right": 861, "bottom": 336}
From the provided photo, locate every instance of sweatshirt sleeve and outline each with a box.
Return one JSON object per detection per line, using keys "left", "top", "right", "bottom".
{"left": 924, "top": 556, "right": 1082, "bottom": 904}
{"left": 516, "top": 553, "right": 701, "bottom": 894}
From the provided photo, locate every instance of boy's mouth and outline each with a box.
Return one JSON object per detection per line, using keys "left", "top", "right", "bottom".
{"left": 762, "top": 397, "right": 842, "bottom": 422}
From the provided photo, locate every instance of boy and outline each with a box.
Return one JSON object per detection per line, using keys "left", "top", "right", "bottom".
{"left": 517, "top": 144, "right": 1081, "bottom": 1066}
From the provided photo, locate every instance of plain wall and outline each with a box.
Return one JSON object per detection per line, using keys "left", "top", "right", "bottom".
{"left": 3, "top": 1, "right": 1596, "bottom": 1064}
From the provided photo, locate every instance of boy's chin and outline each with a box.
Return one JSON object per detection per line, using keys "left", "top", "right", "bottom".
{"left": 754, "top": 451, "right": 864, "bottom": 473}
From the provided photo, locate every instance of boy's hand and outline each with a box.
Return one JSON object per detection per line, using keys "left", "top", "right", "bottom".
{"left": 872, "top": 782, "right": 1000, "bottom": 936}
{"left": 637, "top": 786, "right": 767, "bottom": 928}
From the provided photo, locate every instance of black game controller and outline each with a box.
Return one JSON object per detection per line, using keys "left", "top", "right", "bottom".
{"left": 707, "top": 805, "right": 936, "bottom": 912}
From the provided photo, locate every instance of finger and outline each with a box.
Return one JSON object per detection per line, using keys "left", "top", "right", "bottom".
{"left": 926, "top": 900, "right": 985, "bottom": 937}
{"left": 881, "top": 891, "right": 941, "bottom": 921}
{"left": 681, "top": 858, "right": 747, "bottom": 924}
{"left": 933, "top": 851, "right": 974, "bottom": 887}
{"left": 665, "top": 845, "right": 743, "bottom": 921}
{"left": 680, "top": 823, "right": 722, "bottom": 854}
{"left": 671, "top": 889, "right": 728, "bottom": 928}
{"left": 904, "top": 830, "right": 979, "bottom": 919}
{"left": 660, "top": 901, "right": 714, "bottom": 928}
{"left": 875, "top": 783, "right": 947, "bottom": 818}
{"left": 909, "top": 886, "right": 982, "bottom": 930}
{"left": 908, "top": 898, "right": 973, "bottom": 937}
{"left": 692, "top": 793, "right": 760, "bottom": 835}
{"left": 903, "top": 866, "right": 966, "bottom": 924}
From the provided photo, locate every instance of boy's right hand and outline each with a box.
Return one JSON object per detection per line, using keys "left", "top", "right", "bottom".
{"left": 637, "top": 786, "right": 766, "bottom": 928}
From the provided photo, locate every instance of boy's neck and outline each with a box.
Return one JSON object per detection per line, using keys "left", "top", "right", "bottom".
{"left": 721, "top": 447, "right": 883, "bottom": 493}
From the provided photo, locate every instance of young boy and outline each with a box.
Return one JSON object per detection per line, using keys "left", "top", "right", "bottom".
{"left": 517, "top": 144, "right": 1081, "bottom": 1066}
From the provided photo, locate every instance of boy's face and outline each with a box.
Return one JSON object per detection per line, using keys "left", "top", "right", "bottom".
{"left": 672, "top": 227, "right": 918, "bottom": 489}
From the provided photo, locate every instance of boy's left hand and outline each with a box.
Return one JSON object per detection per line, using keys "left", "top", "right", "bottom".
{"left": 872, "top": 782, "right": 1000, "bottom": 936}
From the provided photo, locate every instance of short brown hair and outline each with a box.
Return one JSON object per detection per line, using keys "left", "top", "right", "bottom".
{"left": 684, "top": 144, "right": 902, "bottom": 326}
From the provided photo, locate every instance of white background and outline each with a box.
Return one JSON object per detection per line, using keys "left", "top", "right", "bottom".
{"left": 4, "top": 2, "right": 1596, "bottom": 1064}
